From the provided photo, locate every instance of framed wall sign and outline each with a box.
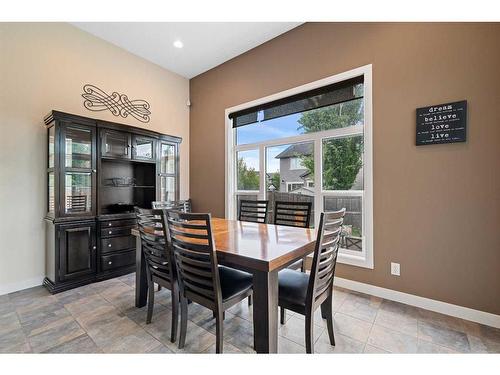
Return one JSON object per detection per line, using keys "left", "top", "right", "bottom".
{"left": 416, "top": 100, "right": 467, "bottom": 146}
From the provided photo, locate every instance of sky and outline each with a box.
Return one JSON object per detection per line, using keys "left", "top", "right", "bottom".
{"left": 236, "top": 111, "right": 302, "bottom": 145}
{"left": 236, "top": 111, "right": 304, "bottom": 172}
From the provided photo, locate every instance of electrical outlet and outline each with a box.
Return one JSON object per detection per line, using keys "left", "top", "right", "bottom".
{"left": 391, "top": 262, "right": 400, "bottom": 276}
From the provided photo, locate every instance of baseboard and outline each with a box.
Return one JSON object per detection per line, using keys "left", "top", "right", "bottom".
{"left": 334, "top": 277, "right": 500, "bottom": 329}
{"left": 0, "top": 276, "right": 44, "bottom": 296}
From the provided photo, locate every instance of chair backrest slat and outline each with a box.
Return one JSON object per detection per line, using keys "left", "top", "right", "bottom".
{"left": 307, "top": 209, "right": 345, "bottom": 306}
{"left": 239, "top": 200, "right": 269, "bottom": 224}
{"left": 274, "top": 201, "right": 312, "bottom": 228}
{"left": 165, "top": 211, "right": 222, "bottom": 311}
{"left": 152, "top": 199, "right": 192, "bottom": 212}
{"left": 135, "top": 207, "right": 174, "bottom": 285}
{"left": 67, "top": 195, "right": 87, "bottom": 212}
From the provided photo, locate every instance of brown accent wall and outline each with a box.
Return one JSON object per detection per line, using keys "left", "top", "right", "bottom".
{"left": 189, "top": 23, "right": 500, "bottom": 315}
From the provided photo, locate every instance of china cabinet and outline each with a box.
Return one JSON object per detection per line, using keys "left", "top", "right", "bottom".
{"left": 43, "top": 111, "right": 182, "bottom": 293}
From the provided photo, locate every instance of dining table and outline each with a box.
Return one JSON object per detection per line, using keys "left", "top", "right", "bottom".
{"left": 132, "top": 217, "right": 316, "bottom": 353}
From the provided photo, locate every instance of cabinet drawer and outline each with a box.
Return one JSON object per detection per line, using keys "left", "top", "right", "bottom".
{"left": 101, "top": 235, "right": 135, "bottom": 254}
{"left": 101, "top": 250, "right": 135, "bottom": 271}
{"left": 100, "top": 219, "right": 136, "bottom": 230}
{"left": 101, "top": 225, "right": 134, "bottom": 238}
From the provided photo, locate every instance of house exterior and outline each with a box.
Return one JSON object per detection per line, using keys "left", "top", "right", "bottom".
{"left": 274, "top": 143, "right": 314, "bottom": 194}
{"left": 274, "top": 142, "right": 363, "bottom": 194}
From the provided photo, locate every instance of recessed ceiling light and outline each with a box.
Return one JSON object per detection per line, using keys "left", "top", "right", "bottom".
{"left": 173, "top": 40, "right": 183, "bottom": 49}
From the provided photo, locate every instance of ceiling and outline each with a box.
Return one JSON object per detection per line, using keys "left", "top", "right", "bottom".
{"left": 72, "top": 22, "right": 302, "bottom": 79}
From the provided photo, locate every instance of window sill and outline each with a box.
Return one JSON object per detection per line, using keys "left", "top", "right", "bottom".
{"left": 338, "top": 251, "right": 374, "bottom": 269}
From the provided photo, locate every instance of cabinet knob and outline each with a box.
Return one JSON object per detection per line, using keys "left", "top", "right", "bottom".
{"left": 108, "top": 244, "right": 112, "bottom": 247}
{"left": 92, "top": 169, "right": 97, "bottom": 173}
{"left": 92, "top": 246, "right": 96, "bottom": 250}
{"left": 109, "top": 231, "right": 112, "bottom": 234}
{"left": 108, "top": 261, "right": 112, "bottom": 265}
{"left": 108, "top": 223, "right": 112, "bottom": 226}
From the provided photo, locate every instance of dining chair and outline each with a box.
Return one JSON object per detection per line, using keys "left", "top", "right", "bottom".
{"left": 238, "top": 199, "right": 269, "bottom": 223}
{"left": 135, "top": 207, "right": 179, "bottom": 343}
{"left": 274, "top": 200, "right": 313, "bottom": 272}
{"left": 151, "top": 200, "right": 193, "bottom": 293}
{"left": 278, "top": 209, "right": 345, "bottom": 353}
{"left": 152, "top": 199, "right": 192, "bottom": 212}
{"left": 165, "top": 211, "right": 253, "bottom": 353}
{"left": 238, "top": 200, "right": 268, "bottom": 306}
{"left": 150, "top": 201, "right": 192, "bottom": 289}
{"left": 180, "top": 199, "right": 192, "bottom": 213}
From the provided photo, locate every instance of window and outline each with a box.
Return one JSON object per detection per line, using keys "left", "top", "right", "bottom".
{"left": 237, "top": 149, "right": 260, "bottom": 191}
{"left": 226, "top": 65, "right": 373, "bottom": 268}
{"left": 289, "top": 157, "right": 305, "bottom": 170}
{"left": 287, "top": 182, "right": 304, "bottom": 192}
{"left": 266, "top": 141, "right": 315, "bottom": 226}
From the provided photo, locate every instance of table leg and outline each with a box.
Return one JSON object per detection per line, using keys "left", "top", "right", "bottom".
{"left": 252, "top": 270, "right": 279, "bottom": 353}
{"left": 135, "top": 235, "right": 148, "bottom": 308}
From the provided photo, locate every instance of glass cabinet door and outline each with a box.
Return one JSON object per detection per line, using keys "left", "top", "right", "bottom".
{"left": 158, "top": 142, "right": 178, "bottom": 203}
{"left": 61, "top": 123, "right": 96, "bottom": 217}
{"left": 48, "top": 125, "right": 55, "bottom": 168}
{"left": 101, "top": 130, "right": 131, "bottom": 159}
{"left": 160, "top": 143, "right": 176, "bottom": 174}
{"left": 48, "top": 172, "right": 55, "bottom": 215}
{"left": 64, "top": 172, "right": 93, "bottom": 214}
{"left": 160, "top": 176, "right": 176, "bottom": 202}
{"left": 65, "top": 126, "right": 92, "bottom": 168}
{"left": 47, "top": 125, "right": 56, "bottom": 216}
{"left": 132, "top": 135, "right": 156, "bottom": 161}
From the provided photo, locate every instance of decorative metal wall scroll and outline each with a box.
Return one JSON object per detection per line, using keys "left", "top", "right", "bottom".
{"left": 82, "top": 84, "right": 151, "bottom": 123}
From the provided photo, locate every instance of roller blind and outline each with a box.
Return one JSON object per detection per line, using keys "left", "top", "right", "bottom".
{"left": 229, "top": 75, "right": 364, "bottom": 128}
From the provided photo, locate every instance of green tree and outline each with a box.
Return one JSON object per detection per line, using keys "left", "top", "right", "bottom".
{"left": 298, "top": 99, "right": 363, "bottom": 190}
{"left": 237, "top": 157, "right": 259, "bottom": 190}
{"left": 268, "top": 172, "right": 281, "bottom": 190}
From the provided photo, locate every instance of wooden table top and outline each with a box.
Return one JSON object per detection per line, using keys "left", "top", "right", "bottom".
{"left": 132, "top": 217, "right": 316, "bottom": 272}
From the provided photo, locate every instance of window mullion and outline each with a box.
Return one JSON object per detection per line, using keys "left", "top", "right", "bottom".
{"left": 314, "top": 137, "right": 322, "bottom": 227}
{"left": 259, "top": 145, "right": 265, "bottom": 200}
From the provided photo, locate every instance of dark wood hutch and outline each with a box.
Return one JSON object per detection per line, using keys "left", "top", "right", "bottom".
{"left": 43, "top": 111, "right": 181, "bottom": 293}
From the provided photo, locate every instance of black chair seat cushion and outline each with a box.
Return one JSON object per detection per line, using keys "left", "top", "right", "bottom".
{"left": 288, "top": 259, "right": 303, "bottom": 270}
{"left": 218, "top": 266, "right": 253, "bottom": 301}
{"left": 278, "top": 269, "right": 310, "bottom": 306}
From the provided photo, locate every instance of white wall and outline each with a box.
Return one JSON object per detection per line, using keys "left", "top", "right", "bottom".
{"left": 0, "top": 23, "right": 190, "bottom": 294}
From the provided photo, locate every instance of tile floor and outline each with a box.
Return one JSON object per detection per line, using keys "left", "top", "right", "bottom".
{"left": 1, "top": 273, "right": 499, "bottom": 354}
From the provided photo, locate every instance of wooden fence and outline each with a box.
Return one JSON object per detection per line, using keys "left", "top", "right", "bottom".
{"left": 236, "top": 191, "right": 361, "bottom": 232}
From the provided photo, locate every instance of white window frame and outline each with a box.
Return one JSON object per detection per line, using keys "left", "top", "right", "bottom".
{"left": 225, "top": 64, "right": 373, "bottom": 269}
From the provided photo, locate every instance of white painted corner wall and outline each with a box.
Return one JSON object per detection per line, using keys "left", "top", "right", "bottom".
{"left": 0, "top": 23, "right": 190, "bottom": 293}
{"left": 0, "top": 277, "right": 45, "bottom": 296}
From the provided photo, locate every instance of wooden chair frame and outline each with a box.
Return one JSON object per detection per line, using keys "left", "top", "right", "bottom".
{"left": 279, "top": 209, "right": 345, "bottom": 353}
{"left": 135, "top": 207, "right": 179, "bottom": 343}
{"left": 165, "top": 211, "right": 252, "bottom": 353}
{"left": 274, "top": 200, "right": 313, "bottom": 272}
